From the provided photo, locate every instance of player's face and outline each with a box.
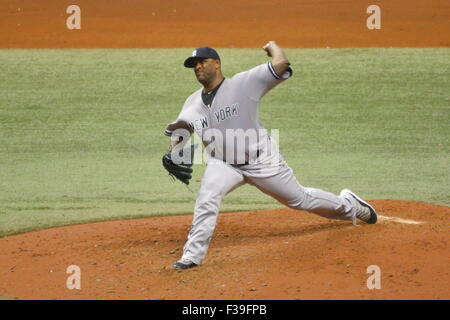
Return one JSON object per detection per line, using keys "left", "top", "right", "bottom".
{"left": 193, "top": 58, "right": 220, "bottom": 85}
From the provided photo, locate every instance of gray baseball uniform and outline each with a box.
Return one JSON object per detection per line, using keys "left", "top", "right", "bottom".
{"left": 165, "top": 62, "right": 356, "bottom": 265}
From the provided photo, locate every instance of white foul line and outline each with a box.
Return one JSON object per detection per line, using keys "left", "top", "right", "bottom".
{"left": 378, "top": 215, "right": 425, "bottom": 225}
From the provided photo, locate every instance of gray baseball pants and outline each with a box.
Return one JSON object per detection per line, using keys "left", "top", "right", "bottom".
{"left": 181, "top": 155, "right": 355, "bottom": 265}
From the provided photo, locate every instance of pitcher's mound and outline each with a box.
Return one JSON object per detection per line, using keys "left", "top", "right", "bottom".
{"left": 0, "top": 200, "right": 448, "bottom": 299}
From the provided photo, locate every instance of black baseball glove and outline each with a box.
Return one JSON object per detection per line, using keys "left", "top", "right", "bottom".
{"left": 162, "top": 145, "right": 196, "bottom": 185}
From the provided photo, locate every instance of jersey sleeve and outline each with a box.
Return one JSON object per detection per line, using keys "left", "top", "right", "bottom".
{"left": 236, "top": 62, "right": 293, "bottom": 101}
{"left": 164, "top": 97, "right": 194, "bottom": 138}
{"left": 164, "top": 119, "right": 193, "bottom": 140}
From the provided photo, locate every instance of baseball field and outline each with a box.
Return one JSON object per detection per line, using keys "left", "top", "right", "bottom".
{"left": 0, "top": 0, "right": 449, "bottom": 300}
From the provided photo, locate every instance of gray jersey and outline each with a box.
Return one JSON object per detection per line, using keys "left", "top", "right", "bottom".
{"left": 165, "top": 62, "right": 292, "bottom": 164}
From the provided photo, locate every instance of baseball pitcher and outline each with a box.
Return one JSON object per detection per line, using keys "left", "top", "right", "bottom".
{"left": 162, "top": 41, "right": 378, "bottom": 270}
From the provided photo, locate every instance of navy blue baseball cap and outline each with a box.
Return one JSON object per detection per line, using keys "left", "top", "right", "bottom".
{"left": 184, "top": 46, "right": 220, "bottom": 68}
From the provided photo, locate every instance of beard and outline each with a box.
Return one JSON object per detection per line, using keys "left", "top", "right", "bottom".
{"left": 195, "top": 70, "right": 216, "bottom": 87}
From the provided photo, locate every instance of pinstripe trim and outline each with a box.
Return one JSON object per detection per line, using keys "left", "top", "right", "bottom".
{"left": 268, "top": 62, "right": 293, "bottom": 80}
{"left": 268, "top": 62, "right": 281, "bottom": 79}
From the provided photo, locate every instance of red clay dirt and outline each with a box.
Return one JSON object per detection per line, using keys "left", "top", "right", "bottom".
{"left": 0, "top": 200, "right": 448, "bottom": 300}
{"left": 1, "top": 0, "right": 449, "bottom": 48}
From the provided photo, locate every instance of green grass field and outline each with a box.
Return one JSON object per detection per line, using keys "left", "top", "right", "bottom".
{"left": 0, "top": 48, "right": 448, "bottom": 237}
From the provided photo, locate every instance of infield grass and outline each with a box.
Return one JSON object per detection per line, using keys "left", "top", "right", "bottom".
{"left": 0, "top": 48, "right": 449, "bottom": 236}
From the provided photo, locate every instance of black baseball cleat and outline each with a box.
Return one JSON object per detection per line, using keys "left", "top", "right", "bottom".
{"left": 340, "top": 189, "right": 378, "bottom": 224}
{"left": 172, "top": 259, "right": 198, "bottom": 270}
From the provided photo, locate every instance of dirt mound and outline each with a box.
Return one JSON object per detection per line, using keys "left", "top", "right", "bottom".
{"left": 0, "top": 199, "right": 448, "bottom": 300}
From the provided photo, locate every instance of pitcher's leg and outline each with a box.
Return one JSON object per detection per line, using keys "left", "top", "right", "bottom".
{"left": 247, "top": 163, "right": 354, "bottom": 220}
{"left": 182, "top": 160, "right": 244, "bottom": 265}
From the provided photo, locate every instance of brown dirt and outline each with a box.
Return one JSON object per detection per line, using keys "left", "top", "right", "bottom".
{"left": 1, "top": 0, "right": 449, "bottom": 48}
{"left": 0, "top": 200, "right": 448, "bottom": 300}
